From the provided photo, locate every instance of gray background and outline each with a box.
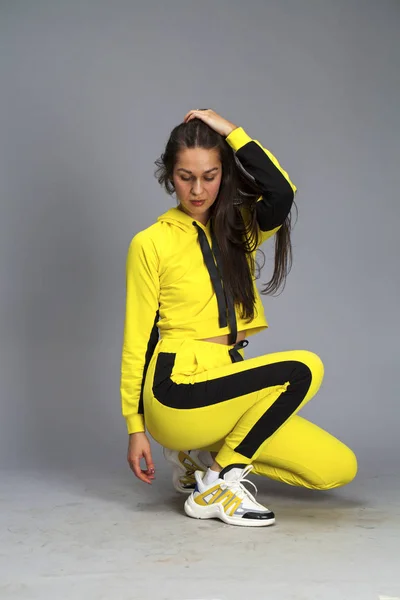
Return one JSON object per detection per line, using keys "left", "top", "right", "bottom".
{"left": 0, "top": 0, "right": 399, "bottom": 475}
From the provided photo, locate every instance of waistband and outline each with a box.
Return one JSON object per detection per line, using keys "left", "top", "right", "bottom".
{"left": 157, "top": 337, "right": 249, "bottom": 363}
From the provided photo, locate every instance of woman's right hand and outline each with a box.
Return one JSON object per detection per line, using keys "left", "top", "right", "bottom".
{"left": 127, "top": 432, "right": 155, "bottom": 484}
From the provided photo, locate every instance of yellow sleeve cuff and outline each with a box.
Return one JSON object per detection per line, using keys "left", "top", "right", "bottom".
{"left": 225, "top": 127, "right": 253, "bottom": 152}
{"left": 126, "top": 413, "right": 145, "bottom": 434}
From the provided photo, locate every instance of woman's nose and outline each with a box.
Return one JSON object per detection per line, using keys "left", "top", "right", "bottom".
{"left": 191, "top": 179, "right": 204, "bottom": 195}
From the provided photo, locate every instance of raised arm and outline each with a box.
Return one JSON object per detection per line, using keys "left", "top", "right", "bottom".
{"left": 225, "top": 127, "right": 297, "bottom": 244}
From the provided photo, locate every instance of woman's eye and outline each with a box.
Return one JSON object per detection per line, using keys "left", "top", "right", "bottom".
{"left": 180, "top": 177, "right": 215, "bottom": 182}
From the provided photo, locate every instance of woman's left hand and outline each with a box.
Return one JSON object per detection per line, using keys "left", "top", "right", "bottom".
{"left": 183, "top": 108, "right": 238, "bottom": 138}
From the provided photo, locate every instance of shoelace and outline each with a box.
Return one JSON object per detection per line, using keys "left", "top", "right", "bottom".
{"left": 220, "top": 465, "right": 260, "bottom": 505}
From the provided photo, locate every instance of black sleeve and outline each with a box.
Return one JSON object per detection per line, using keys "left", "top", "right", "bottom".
{"left": 235, "top": 141, "right": 295, "bottom": 231}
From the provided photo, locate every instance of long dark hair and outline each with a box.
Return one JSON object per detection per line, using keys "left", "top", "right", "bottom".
{"left": 154, "top": 118, "right": 296, "bottom": 322}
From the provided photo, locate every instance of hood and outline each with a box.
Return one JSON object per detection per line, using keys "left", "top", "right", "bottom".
{"left": 157, "top": 206, "right": 210, "bottom": 234}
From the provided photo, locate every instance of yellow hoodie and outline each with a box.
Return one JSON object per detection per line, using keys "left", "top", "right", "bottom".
{"left": 121, "top": 126, "right": 297, "bottom": 434}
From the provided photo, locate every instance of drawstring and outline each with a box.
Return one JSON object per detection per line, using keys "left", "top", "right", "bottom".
{"left": 193, "top": 222, "right": 227, "bottom": 329}
{"left": 209, "top": 223, "right": 237, "bottom": 346}
{"left": 229, "top": 338, "right": 249, "bottom": 363}
{"left": 193, "top": 220, "right": 248, "bottom": 360}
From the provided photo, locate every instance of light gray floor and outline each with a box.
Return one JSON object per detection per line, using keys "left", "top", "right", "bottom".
{"left": 1, "top": 462, "right": 399, "bottom": 600}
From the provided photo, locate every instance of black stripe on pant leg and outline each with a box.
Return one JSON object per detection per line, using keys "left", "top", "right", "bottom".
{"left": 138, "top": 310, "right": 160, "bottom": 415}
{"left": 234, "top": 362, "right": 312, "bottom": 458}
{"left": 153, "top": 353, "right": 311, "bottom": 425}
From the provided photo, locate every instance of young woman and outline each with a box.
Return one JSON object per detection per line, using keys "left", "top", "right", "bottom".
{"left": 120, "top": 108, "right": 357, "bottom": 527}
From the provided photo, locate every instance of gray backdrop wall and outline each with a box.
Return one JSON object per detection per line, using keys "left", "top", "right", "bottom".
{"left": 0, "top": 0, "right": 399, "bottom": 473}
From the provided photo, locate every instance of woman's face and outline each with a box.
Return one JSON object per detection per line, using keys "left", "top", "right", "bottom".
{"left": 172, "top": 147, "right": 222, "bottom": 225}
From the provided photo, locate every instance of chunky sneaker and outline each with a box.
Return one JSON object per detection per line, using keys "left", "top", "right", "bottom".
{"left": 184, "top": 464, "right": 275, "bottom": 527}
{"left": 163, "top": 448, "right": 210, "bottom": 494}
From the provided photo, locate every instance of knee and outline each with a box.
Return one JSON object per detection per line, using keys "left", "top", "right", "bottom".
{"left": 305, "top": 350, "right": 324, "bottom": 379}
{"left": 319, "top": 445, "right": 358, "bottom": 490}
{"left": 340, "top": 446, "right": 358, "bottom": 485}
{"left": 295, "top": 350, "right": 325, "bottom": 390}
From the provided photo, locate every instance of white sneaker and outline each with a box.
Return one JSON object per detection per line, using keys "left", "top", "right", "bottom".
{"left": 184, "top": 464, "right": 275, "bottom": 527}
{"left": 163, "top": 448, "right": 210, "bottom": 494}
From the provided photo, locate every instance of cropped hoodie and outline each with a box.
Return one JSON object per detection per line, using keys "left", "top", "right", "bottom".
{"left": 121, "top": 126, "right": 297, "bottom": 433}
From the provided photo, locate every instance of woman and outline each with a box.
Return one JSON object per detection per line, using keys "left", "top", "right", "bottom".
{"left": 120, "top": 109, "right": 357, "bottom": 527}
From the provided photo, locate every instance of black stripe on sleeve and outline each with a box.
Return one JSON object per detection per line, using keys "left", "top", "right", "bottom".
{"left": 236, "top": 141, "right": 294, "bottom": 230}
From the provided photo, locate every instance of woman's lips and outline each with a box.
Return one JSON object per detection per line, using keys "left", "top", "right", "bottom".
{"left": 190, "top": 200, "right": 205, "bottom": 205}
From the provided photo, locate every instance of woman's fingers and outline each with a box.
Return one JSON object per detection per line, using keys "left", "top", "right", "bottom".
{"left": 184, "top": 108, "right": 211, "bottom": 122}
{"left": 127, "top": 433, "right": 155, "bottom": 484}
{"left": 183, "top": 109, "right": 235, "bottom": 137}
{"left": 130, "top": 454, "right": 153, "bottom": 484}
{"left": 184, "top": 110, "right": 195, "bottom": 122}
{"left": 143, "top": 448, "right": 155, "bottom": 477}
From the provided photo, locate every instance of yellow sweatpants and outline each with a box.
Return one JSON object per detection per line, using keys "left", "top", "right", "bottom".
{"left": 144, "top": 337, "right": 357, "bottom": 490}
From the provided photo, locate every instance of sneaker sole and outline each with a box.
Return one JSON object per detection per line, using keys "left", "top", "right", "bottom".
{"left": 172, "top": 472, "right": 195, "bottom": 495}
{"left": 184, "top": 494, "right": 275, "bottom": 528}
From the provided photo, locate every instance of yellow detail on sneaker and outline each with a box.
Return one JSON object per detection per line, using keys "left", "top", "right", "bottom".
{"left": 178, "top": 451, "right": 204, "bottom": 472}
{"left": 179, "top": 472, "right": 196, "bottom": 486}
{"left": 224, "top": 495, "right": 243, "bottom": 516}
{"left": 194, "top": 484, "right": 242, "bottom": 515}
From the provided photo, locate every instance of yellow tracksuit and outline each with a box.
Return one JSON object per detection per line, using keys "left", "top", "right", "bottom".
{"left": 121, "top": 127, "right": 357, "bottom": 490}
